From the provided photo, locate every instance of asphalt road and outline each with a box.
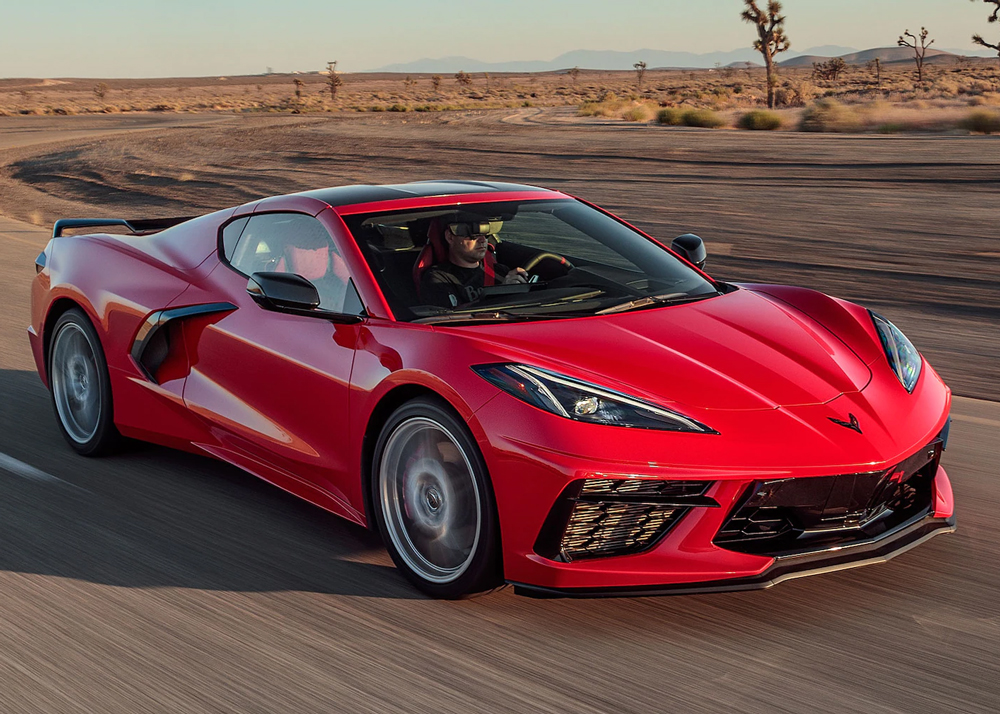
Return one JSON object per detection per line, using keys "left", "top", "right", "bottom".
{"left": 0, "top": 119, "right": 998, "bottom": 712}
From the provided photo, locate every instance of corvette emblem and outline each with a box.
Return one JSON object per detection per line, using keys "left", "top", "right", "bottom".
{"left": 829, "top": 413, "right": 862, "bottom": 434}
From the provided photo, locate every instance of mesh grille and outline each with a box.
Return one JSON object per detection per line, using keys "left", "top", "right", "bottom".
{"left": 561, "top": 501, "right": 683, "bottom": 561}
{"left": 535, "top": 479, "right": 714, "bottom": 562}
{"left": 581, "top": 479, "right": 709, "bottom": 499}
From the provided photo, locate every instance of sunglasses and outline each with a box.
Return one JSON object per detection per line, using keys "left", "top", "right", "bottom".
{"left": 447, "top": 220, "right": 502, "bottom": 238}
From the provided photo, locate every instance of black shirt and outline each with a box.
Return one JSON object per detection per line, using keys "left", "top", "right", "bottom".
{"left": 421, "top": 261, "right": 511, "bottom": 308}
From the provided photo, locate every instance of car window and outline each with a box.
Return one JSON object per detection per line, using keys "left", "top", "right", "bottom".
{"left": 497, "top": 210, "right": 637, "bottom": 271}
{"left": 227, "top": 213, "right": 355, "bottom": 313}
{"left": 221, "top": 217, "right": 249, "bottom": 260}
{"left": 343, "top": 199, "right": 718, "bottom": 322}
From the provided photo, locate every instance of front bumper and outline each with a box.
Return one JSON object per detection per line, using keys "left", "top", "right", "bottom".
{"left": 511, "top": 510, "right": 955, "bottom": 598}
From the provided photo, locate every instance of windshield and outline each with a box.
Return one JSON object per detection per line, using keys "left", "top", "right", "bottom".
{"left": 343, "top": 199, "right": 720, "bottom": 323}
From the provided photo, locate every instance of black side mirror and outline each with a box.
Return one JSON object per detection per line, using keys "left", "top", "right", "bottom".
{"left": 247, "top": 272, "right": 364, "bottom": 324}
{"left": 248, "top": 272, "right": 321, "bottom": 310}
{"left": 671, "top": 234, "right": 707, "bottom": 270}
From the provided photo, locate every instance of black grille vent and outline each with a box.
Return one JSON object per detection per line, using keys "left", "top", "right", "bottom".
{"left": 715, "top": 440, "right": 942, "bottom": 557}
{"left": 581, "top": 479, "right": 709, "bottom": 499}
{"left": 535, "top": 479, "right": 716, "bottom": 562}
{"left": 560, "top": 501, "right": 685, "bottom": 561}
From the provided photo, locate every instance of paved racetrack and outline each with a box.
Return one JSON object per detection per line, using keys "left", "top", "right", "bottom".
{"left": 0, "top": 115, "right": 997, "bottom": 713}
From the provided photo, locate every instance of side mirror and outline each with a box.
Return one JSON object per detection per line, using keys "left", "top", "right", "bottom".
{"left": 247, "top": 272, "right": 321, "bottom": 311}
{"left": 247, "top": 272, "right": 365, "bottom": 324}
{"left": 671, "top": 234, "right": 707, "bottom": 271}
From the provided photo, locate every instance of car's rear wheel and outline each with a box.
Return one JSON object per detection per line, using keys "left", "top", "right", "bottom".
{"left": 372, "top": 397, "right": 501, "bottom": 598}
{"left": 49, "top": 308, "right": 120, "bottom": 456}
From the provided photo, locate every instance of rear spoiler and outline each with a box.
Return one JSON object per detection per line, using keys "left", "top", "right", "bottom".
{"left": 52, "top": 216, "right": 196, "bottom": 238}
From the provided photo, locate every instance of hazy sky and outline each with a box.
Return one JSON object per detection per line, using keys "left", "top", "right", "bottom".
{"left": 1, "top": 0, "right": 995, "bottom": 77}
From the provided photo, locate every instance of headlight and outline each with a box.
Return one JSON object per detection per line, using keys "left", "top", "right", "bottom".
{"left": 472, "top": 363, "right": 716, "bottom": 433}
{"left": 870, "top": 311, "right": 922, "bottom": 393}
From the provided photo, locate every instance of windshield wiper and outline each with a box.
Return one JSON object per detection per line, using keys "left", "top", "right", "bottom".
{"left": 414, "top": 310, "right": 555, "bottom": 325}
{"left": 595, "top": 291, "right": 717, "bottom": 316}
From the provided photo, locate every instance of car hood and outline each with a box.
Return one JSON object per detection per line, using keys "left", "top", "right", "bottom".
{"left": 458, "top": 288, "right": 873, "bottom": 411}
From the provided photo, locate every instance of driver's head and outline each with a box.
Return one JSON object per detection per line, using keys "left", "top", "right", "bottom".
{"left": 442, "top": 217, "right": 502, "bottom": 268}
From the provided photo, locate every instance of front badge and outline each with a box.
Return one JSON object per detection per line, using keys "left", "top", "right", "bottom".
{"left": 829, "top": 413, "right": 863, "bottom": 434}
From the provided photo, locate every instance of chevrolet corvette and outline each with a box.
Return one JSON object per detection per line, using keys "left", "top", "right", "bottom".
{"left": 28, "top": 181, "right": 955, "bottom": 597}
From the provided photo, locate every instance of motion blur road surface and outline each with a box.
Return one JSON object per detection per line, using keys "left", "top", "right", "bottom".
{"left": 0, "top": 115, "right": 998, "bottom": 713}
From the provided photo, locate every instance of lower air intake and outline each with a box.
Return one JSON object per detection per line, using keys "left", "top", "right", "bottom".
{"left": 714, "top": 439, "right": 942, "bottom": 557}
{"left": 535, "top": 479, "right": 715, "bottom": 562}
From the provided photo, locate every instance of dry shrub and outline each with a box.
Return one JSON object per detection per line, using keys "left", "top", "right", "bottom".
{"left": 579, "top": 94, "right": 655, "bottom": 121}
{"left": 775, "top": 80, "right": 814, "bottom": 108}
{"left": 961, "top": 109, "right": 1000, "bottom": 134}
{"left": 799, "top": 99, "right": 862, "bottom": 132}
{"left": 657, "top": 107, "right": 683, "bottom": 125}
{"left": 933, "top": 78, "right": 961, "bottom": 98}
{"left": 682, "top": 109, "right": 725, "bottom": 128}
{"left": 578, "top": 92, "right": 626, "bottom": 117}
{"left": 962, "top": 80, "right": 993, "bottom": 96}
{"left": 738, "top": 110, "right": 782, "bottom": 130}
{"left": 622, "top": 104, "right": 652, "bottom": 122}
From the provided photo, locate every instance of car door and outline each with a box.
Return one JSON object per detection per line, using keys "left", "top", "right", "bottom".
{"left": 181, "top": 210, "right": 367, "bottom": 522}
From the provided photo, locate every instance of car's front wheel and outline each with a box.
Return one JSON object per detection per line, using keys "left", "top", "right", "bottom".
{"left": 372, "top": 397, "right": 502, "bottom": 598}
{"left": 48, "top": 308, "right": 120, "bottom": 456}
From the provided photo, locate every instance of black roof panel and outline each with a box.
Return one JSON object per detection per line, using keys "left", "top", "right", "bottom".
{"left": 295, "top": 180, "right": 549, "bottom": 208}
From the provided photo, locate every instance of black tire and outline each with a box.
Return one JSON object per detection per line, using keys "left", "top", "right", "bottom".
{"left": 371, "top": 396, "right": 502, "bottom": 598}
{"left": 48, "top": 308, "right": 121, "bottom": 456}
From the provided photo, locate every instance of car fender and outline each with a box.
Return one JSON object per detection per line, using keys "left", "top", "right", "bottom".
{"left": 739, "top": 283, "right": 884, "bottom": 365}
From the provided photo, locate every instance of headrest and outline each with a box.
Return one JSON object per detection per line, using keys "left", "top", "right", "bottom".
{"left": 426, "top": 217, "right": 449, "bottom": 263}
{"left": 286, "top": 245, "right": 330, "bottom": 281}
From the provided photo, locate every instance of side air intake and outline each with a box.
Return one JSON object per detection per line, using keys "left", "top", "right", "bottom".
{"left": 534, "top": 479, "right": 717, "bottom": 562}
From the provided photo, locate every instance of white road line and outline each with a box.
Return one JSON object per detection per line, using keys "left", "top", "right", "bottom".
{"left": 0, "top": 451, "right": 80, "bottom": 489}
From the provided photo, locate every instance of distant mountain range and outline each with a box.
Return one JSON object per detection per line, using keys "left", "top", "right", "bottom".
{"left": 372, "top": 46, "right": 996, "bottom": 73}
{"left": 780, "top": 47, "right": 980, "bottom": 67}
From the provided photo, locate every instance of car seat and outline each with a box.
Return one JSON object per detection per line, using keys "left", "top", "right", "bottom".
{"left": 276, "top": 244, "right": 350, "bottom": 283}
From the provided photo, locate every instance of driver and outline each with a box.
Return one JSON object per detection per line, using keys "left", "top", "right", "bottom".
{"left": 421, "top": 218, "right": 527, "bottom": 308}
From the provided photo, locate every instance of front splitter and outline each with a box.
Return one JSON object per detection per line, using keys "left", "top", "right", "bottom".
{"left": 511, "top": 512, "right": 956, "bottom": 599}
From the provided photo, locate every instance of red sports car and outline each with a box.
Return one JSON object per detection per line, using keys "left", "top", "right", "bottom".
{"left": 28, "top": 181, "right": 955, "bottom": 598}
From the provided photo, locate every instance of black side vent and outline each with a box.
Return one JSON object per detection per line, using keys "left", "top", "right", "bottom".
{"left": 130, "top": 302, "right": 236, "bottom": 383}
{"left": 535, "top": 479, "right": 717, "bottom": 562}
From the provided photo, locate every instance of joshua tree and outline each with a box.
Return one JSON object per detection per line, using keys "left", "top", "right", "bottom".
{"left": 634, "top": 61, "right": 647, "bottom": 90}
{"left": 898, "top": 28, "right": 934, "bottom": 83}
{"left": 569, "top": 66, "right": 580, "bottom": 84}
{"left": 431, "top": 75, "right": 442, "bottom": 92}
{"left": 813, "top": 57, "right": 846, "bottom": 81}
{"left": 293, "top": 78, "right": 304, "bottom": 100}
{"left": 970, "top": 0, "right": 1000, "bottom": 67}
{"left": 326, "top": 61, "right": 343, "bottom": 100}
{"left": 866, "top": 58, "right": 882, "bottom": 89}
{"left": 93, "top": 83, "right": 108, "bottom": 102}
{"left": 741, "top": 1, "right": 790, "bottom": 109}
{"left": 455, "top": 70, "right": 473, "bottom": 87}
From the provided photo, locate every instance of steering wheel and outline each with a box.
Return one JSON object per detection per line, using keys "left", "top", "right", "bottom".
{"left": 522, "top": 252, "right": 575, "bottom": 274}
